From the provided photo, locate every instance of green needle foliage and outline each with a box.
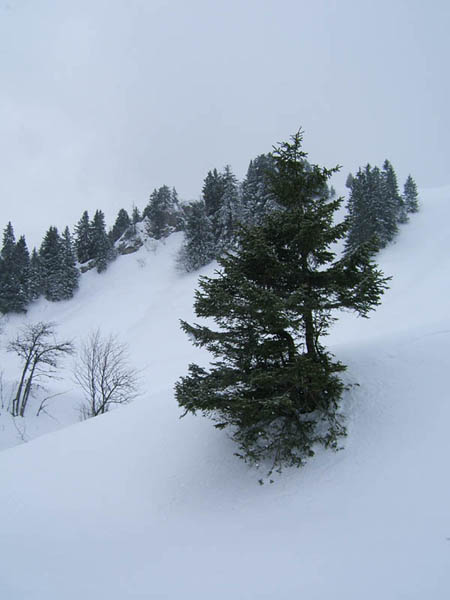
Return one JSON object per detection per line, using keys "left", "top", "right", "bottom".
{"left": 175, "top": 131, "right": 390, "bottom": 478}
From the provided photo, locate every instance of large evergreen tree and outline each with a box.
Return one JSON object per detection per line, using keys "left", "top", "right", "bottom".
{"left": 175, "top": 131, "right": 389, "bottom": 478}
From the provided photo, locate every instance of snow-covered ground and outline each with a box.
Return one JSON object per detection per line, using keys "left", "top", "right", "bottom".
{"left": 0, "top": 187, "right": 449, "bottom": 599}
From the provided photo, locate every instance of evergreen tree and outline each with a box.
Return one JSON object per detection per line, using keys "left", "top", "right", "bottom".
{"left": 241, "top": 154, "right": 277, "bottom": 225}
{"left": 132, "top": 205, "right": 141, "bottom": 224}
{"left": 89, "top": 210, "right": 114, "bottom": 273}
{"left": 345, "top": 164, "right": 398, "bottom": 254}
{"left": 60, "top": 226, "right": 80, "bottom": 299}
{"left": 175, "top": 131, "right": 389, "bottom": 477}
{"left": 40, "top": 226, "right": 65, "bottom": 301}
{"left": 403, "top": 175, "right": 419, "bottom": 213}
{"left": 74, "top": 211, "right": 91, "bottom": 263}
{"left": 202, "top": 169, "right": 225, "bottom": 218}
{"left": 215, "top": 165, "right": 241, "bottom": 251}
{"left": 0, "top": 223, "right": 29, "bottom": 313}
{"left": 28, "top": 248, "right": 44, "bottom": 301}
{"left": 12, "top": 235, "right": 31, "bottom": 311}
{"left": 382, "top": 159, "right": 406, "bottom": 226}
{"left": 110, "top": 209, "right": 131, "bottom": 243}
{"left": 144, "top": 185, "right": 180, "bottom": 239}
{"left": 178, "top": 200, "right": 215, "bottom": 271}
{"left": 345, "top": 172, "right": 354, "bottom": 189}
{"left": 1, "top": 221, "right": 16, "bottom": 263}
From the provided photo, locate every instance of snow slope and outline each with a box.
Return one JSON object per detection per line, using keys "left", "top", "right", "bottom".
{"left": 0, "top": 187, "right": 449, "bottom": 599}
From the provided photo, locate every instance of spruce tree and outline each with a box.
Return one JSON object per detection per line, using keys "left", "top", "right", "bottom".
{"left": 110, "top": 208, "right": 131, "bottom": 243}
{"left": 28, "top": 248, "right": 44, "bottom": 301}
{"left": 382, "top": 159, "right": 406, "bottom": 227}
{"left": 175, "top": 131, "right": 389, "bottom": 477}
{"left": 40, "top": 226, "right": 65, "bottom": 301}
{"left": 144, "top": 185, "right": 180, "bottom": 239}
{"left": 215, "top": 165, "right": 240, "bottom": 251}
{"left": 89, "top": 210, "right": 114, "bottom": 273}
{"left": 403, "top": 175, "right": 419, "bottom": 213}
{"left": 178, "top": 200, "right": 215, "bottom": 271}
{"left": 74, "top": 210, "right": 91, "bottom": 263}
{"left": 241, "top": 154, "right": 277, "bottom": 226}
{"left": 0, "top": 223, "right": 29, "bottom": 313}
{"left": 60, "top": 226, "right": 80, "bottom": 299}
{"left": 11, "top": 235, "right": 31, "bottom": 311}
{"left": 202, "top": 169, "right": 225, "bottom": 218}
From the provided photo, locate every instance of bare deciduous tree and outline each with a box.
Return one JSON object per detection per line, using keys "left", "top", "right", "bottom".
{"left": 8, "top": 322, "right": 74, "bottom": 417}
{"left": 74, "top": 330, "right": 139, "bottom": 419}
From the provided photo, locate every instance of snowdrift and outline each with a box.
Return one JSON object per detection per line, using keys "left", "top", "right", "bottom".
{"left": 0, "top": 187, "right": 449, "bottom": 599}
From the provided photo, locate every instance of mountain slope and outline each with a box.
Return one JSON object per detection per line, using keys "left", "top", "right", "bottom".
{"left": 0, "top": 187, "right": 449, "bottom": 599}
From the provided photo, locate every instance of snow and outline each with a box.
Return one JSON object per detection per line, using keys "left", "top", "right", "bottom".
{"left": 1, "top": 187, "right": 450, "bottom": 598}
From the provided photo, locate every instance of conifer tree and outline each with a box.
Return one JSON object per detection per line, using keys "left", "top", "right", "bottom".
{"left": 178, "top": 200, "right": 215, "bottom": 271}
{"left": 215, "top": 165, "right": 240, "bottom": 251}
{"left": 0, "top": 223, "right": 29, "bottom": 313}
{"left": 241, "top": 154, "right": 277, "bottom": 226}
{"left": 12, "top": 235, "right": 31, "bottom": 311}
{"left": 74, "top": 211, "right": 91, "bottom": 264}
{"left": 132, "top": 205, "right": 141, "bottom": 224}
{"left": 345, "top": 164, "right": 399, "bottom": 254}
{"left": 202, "top": 169, "right": 225, "bottom": 218}
{"left": 89, "top": 210, "right": 114, "bottom": 273}
{"left": 28, "top": 248, "right": 44, "bottom": 301}
{"left": 110, "top": 208, "right": 131, "bottom": 243}
{"left": 175, "top": 131, "right": 389, "bottom": 477}
{"left": 144, "top": 185, "right": 180, "bottom": 239}
{"left": 403, "top": 175, "right": 419, "bottom": 213}
{"left": 60, "top": 226, "right": 80, "bottom": 299}
{"left": 382, "top": 159, "right": 406, "bottom": 226}
{"left": 40, "top": 226, "right": 65, "bottom": 301}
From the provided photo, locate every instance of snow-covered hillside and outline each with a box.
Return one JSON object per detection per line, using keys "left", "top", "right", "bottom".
{"left": 0, "top": 187, "right": 449, "bottom": 599}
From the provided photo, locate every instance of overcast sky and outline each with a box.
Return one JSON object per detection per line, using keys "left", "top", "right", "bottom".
{"left": 1, "top": 0, "right": 449, "bottom": 247}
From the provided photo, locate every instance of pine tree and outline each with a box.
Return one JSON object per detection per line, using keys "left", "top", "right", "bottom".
{"left": 132, "top": 205, "right": 141, "bottom": 224}
{"left": 74, "top": 211, "right": 91, "bottom": 264}
{"left": 110, "top": 209, "right": 131, "bottom": 243}
{"left": 215, "top": 165, "right": 241, "bottom": 251}
{"left": 345, "top": 164, "right": 399, "bottom": 254}
{"left": 178, "top": 200, "right": 215, "bottom": 271}
{"left": 40, "top": 226, "right": 65, "bottom": 301}
{"left": 241, "top": 154, "right": 277, "bottom": 226}
{"left": 175, "top": 131, "right": 389, "bottom": 477}
{"left": 382, "top": 159, "right": 406, "bottom": 226}
{"left": 403, "top": 175, "right": 419, "bottom": 213}
{"left": 28, "top": 248, "right": 44, "bottom": 301}
{"left": 89, "top": 210, "right": 114, "bottom": 273}
{"left": 0, "top": 223, "right": 29, "bottom": 313}
{"left": 202, "top": 169, "right": 225, "bottom": 218}
{"left": 144, "top": 185, "right": 180, "bottom": 239}
{"left": 60, "top": 226, "right": 80, "bottom": 299}
{"left": 11, "top": 235, "right": 31, "bottom": 311}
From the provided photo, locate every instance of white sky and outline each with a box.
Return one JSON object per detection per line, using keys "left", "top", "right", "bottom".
{"left": 1, "top": 0, "right": 449, "bottom": 247}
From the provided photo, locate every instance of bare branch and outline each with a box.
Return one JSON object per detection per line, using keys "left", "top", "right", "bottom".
{"left": 74, "top": 329, "right": 140, "bottom": 419}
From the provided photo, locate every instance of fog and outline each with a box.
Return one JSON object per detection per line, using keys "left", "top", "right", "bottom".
{"left": 1, "top": 0, "right": 448, "bottom": 247}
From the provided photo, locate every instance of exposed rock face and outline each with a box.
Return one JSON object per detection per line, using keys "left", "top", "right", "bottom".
{"left": 117, "top": 238, "right": 143, "bottom": 256}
